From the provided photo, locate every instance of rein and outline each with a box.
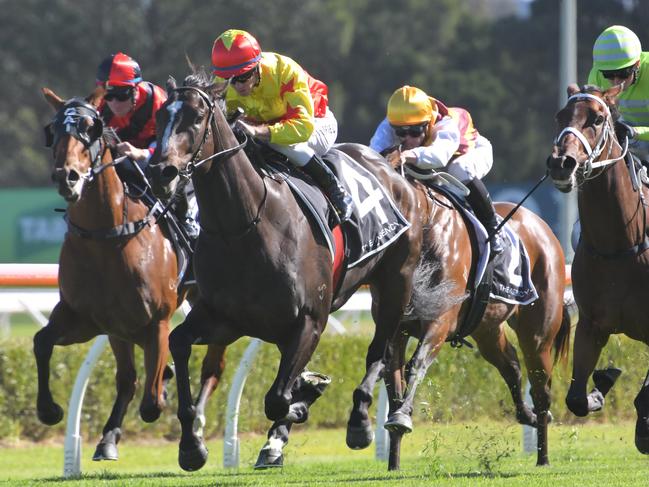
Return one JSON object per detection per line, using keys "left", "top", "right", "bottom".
{"left": 170, "top": 86, "right": 248, "bottom": 177}
{"left": 168, "top": 84, "right": 266, "bottom": 240}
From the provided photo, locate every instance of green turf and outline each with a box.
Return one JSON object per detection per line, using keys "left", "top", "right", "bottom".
{"left": 1, "top": 422, "right": 647, "bottom": 486}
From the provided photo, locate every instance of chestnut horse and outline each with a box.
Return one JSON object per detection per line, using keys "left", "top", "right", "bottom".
{"left": 370, "top": 149, "right": 571, "bottom": 469}
{"left": 547, "top": 84, "right": 649, "bottom": 453}
{"left": 147, "top": 73, "right": 424, "bottom": 472}
{"left": 36, "top": 87, "right": 227, "bottom": 461}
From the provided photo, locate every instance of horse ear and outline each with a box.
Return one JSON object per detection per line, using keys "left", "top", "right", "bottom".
{"left": 567, "top": 84, "right": 580, "bottom": 97}
{"left": 604, "top": 83, "right": 624, "bottom": 104}
{"left": 210, "top": 79, "right": 229, "bottom": 98}
{"left": 184, "top": 52, "right": 197, "bottom": 74}
{"left": 42, "top": 87, "right": 64, "bottom": 111}
{"left": 86, "top": 85, "right": 105, "bottom": 108}
{"left": 166, "top": 76, "right": 177, "bottom": 95}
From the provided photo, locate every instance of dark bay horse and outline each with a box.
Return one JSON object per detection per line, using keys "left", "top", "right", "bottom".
{"left": 371, "top": 149, "right": 571, "bottom": 469}
{"left": 547, "top": 83, "right": 649, "bottom": 453}
{"left": 147, "top": 74, "right": 425, "bottom": 471}
{"left": 37, "top": 87, "right": 227, "bottom": 461}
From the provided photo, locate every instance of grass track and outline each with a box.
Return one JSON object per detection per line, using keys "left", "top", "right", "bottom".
{"left": 1, "top": 421, "right": 648, "bottom": 486}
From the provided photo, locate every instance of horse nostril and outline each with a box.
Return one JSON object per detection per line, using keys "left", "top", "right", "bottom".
{"left": 563, "top": 155, "right": 577, "bottom": 172}
{"left": 161, "top": 165, "right": 179, "bottom": 183}
{"left": 67, "top": 170, "right": 80, "bottom": 184}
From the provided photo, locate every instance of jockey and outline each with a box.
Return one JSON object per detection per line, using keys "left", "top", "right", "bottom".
{"left": 588, "top": 25, "right": 649, "bottom": 160}
{"left": 96, "top": 52, "right": 199, "bottom": 239}
{"left": 211, "top": 29, "right": 353, "bottom": 221}
{"left": 370, "top": 85, "right": 503, "bottom": 254}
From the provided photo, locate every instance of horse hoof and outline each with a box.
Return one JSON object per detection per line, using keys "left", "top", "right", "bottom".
{"left": 593, "top": 368, "right": 622, "bottom": 396}
{"left": 384, "top": 411, "right": 413, "bottom": 434}
{"left": 254, "top": 448, "right": 284, "bottom": 469}
{"left": 93, "top": 442, "right": 118, "bottom": 461}
{"left": 178, "top": 443, "right": 209, "bottom": 471}
{"left": 346, "top": 423, "right": 374, "bottom": 450}
{"left": 140, "top": 404, "right": 162, "bottom": 423}
{"left": 37, "top": 403, "right": 64, "bottom": 425}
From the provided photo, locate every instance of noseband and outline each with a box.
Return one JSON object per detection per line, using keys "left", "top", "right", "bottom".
{"left": 168, "top": 86, "right": 247, "bottom": 177}
{"left": 554, "top": 93, "right": 628, "bottom": 179}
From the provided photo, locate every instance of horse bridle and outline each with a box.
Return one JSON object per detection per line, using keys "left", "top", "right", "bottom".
{"left": 554, "top": 93, "right": 628, "bottom": 180}
{"left": 45, "top": 99, "right": 120, "bottom": 182}
{"left": 169, "top": 86, "right": 248, "bottom": 177}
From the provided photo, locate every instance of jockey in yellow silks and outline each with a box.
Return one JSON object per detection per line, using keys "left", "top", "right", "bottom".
{"left": 211, "top": 29, "right": 352, "bottom": 221}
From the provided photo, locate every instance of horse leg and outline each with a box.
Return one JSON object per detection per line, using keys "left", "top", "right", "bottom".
{"left": 33, "top": 301, "right": 99, "bottom": 425}
{"left": 93, "top": 338, "right": 136, "bottom": 461}
{"left": 265, "top": 315, "right": 325, "bottom": 422}
{"left": 382, "top": 328, "right": 409, "bottom": 471}
{"left": 254, "top": 370, "right": 331, "bottom": 469}
{"left": 384, "top": 318, "right": 448, "bottom": 436}
{"left": 472, "top": 322, "right": 535, "bottom": 427}
{"left": 170, "top": 299, "right": 239, "bottom": 472}
{"left": 633, "top": 367, "right": 649, "bottom": 453}
{"left": 139, "top": 319, "right": 171, "bottom": 423}
{"left": 565, "top": 317, "right": 610, "bottom": 416}
{"left": 193, "top": 344, "right": 227, "bottom": 440}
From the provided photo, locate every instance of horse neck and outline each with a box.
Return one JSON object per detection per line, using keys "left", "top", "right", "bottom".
{"left": 194, "top": 109, "right": 267, "bottom": 236}
{"left": 578, "top": 146, "right": 646, "bottom": 249}
{"left": 67, "top": 148, "right": 127, "bottom": 229}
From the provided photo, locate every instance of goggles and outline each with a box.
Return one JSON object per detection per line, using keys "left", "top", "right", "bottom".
{"left": 392, "top": 123, "right": 427, "bottom": 138}
{"left": 230, "top": 68, "right": 256, "bottom": 85}
{"left": 104, "top": 88, "right": 133, "bottom": 102}
{"left": 601, "top": 66, "right": 636, "bottom": 80}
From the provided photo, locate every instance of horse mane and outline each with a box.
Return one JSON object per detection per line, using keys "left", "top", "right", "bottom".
{"left": 180, "top": 69, "right": 227, "bottom": 112}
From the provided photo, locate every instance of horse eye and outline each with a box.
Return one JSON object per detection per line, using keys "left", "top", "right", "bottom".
{"left": 594, "top": 115, "right": 605, "bottom": 125}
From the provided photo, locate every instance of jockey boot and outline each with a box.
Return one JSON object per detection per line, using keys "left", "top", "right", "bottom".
{"left": 173, "top": 190, "right": 200, "bottom": 240}
{"left": 303, "top": 155, "right": 354, "bottom": 222}
{"left": 465, "top": 177, "right": 504, "bottom": 255}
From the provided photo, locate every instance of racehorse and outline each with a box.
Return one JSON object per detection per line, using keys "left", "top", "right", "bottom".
{"left": 147, "top": 72, "right": 425, "bottom": 471}
{"left": 36, "top": 87, "right": 227, "bottom": 461}
{"left": 547, "top": 83, "right": 648, "bottom": 453}
{"left": 371, "top": 148, "right": 572, "bottom": 469}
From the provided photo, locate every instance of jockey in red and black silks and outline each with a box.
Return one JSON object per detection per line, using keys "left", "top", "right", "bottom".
{"left": 96, "top": 52, "right": 167, "bottom": 156}
{"left": 96, "top": 52, "right": 199, "bottom": 239}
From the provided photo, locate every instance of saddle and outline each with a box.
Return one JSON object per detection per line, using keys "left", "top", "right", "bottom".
{"left": 244, "top": 139, "right": 411, "bottom": 298}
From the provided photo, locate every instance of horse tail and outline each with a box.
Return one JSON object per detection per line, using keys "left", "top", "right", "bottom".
{"left": 553, "top": 287, "right": 575, "bottom": 365}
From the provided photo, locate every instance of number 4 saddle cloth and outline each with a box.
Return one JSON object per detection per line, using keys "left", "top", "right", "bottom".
{"left": 262, "top": 146, "right": 411, "bottom": 269}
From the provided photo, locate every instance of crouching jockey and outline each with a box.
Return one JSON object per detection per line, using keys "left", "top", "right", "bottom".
{"left": 370, "top": 85, "right": 503, "bottom": 254}
{"left": 211, "top": 29, "right": 353, "bottom": 221}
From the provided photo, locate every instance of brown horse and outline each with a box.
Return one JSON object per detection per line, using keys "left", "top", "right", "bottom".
{"left": 547, "top": 84, "right": 648, "bottom": 453}
{"left": 147, "top": 73, "right": 425, "bottom": 472}
{"left": 369, "top": 149, "right": 571, "bottom": 469}
{"left": 36, "top": 87, "right": 227, "bottom": 461}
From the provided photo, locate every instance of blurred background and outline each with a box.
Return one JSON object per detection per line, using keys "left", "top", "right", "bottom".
{"left": 0, "top": 0, "right": 646, "bottom": 262}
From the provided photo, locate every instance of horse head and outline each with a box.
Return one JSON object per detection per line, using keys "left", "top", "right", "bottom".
{"left": 149, "top": 73, "right": 227, "bottom": 200}
{"left": 547, "top": 83, "right": 625, "bottom": 193}
{"left": 42, "top": 87, "right": 105, "bottom": 202}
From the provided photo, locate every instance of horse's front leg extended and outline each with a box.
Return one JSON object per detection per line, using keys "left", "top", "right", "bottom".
{"left": 93, "top": 338, "right": 136, "bottom": 461}
{"left": 170, "top": 300, "right": 238, "bottom": 472}
{"left": 566, "top": 316, "right": 610, "bottom": 417}
{"left": 265, "top": 315, "right": 325, "bottom": 422}
{"left": 139, "top": 319, "right": 171, "bottom": 423}
{"left": 33, "top": 301, "right": 97, "bottom": 425}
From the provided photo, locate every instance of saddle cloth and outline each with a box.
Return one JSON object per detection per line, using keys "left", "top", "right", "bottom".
{"left": 264, "top": 148, "right": 411, "bottom": 268}
{"left": 434, "top": 185, "right": 538, "bottom": 305}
